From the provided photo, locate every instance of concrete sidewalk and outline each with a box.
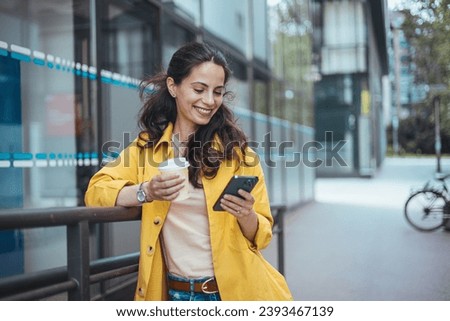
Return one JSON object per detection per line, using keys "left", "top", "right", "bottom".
{"left": 264, "top": 157, "right": 450, "bottom": 300}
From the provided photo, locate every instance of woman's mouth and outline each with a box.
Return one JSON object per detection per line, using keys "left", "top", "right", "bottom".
{"left": 194, "top": 106, "right": 214, "bottom": 116}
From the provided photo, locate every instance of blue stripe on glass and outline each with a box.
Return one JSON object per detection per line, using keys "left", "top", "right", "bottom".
{"left": 0, "top": 152, "right": 103, "bottom": 165}
{"left": 103, "top": 152, "right": 119, "bottom": 158}
{"left": 12, "top": 153, "right": 33, "bottom": 160}
{"left": 0, "top": 153, "right": 10, "bottom": 160}
{"left": 4, "top": 44, "right": 142, "bottom": 95}
{"left": 33, "top": 58, "right": 45, "bottom": 66}
{"left": 11, "top": 52, "right": 31, "bottom": 62}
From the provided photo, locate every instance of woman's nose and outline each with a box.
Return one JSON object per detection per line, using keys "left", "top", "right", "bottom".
{"left": 202, "top": 91, "right": 215, "bottom": 106}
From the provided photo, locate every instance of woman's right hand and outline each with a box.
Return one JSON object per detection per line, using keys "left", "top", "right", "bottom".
{"left": 143, "top": 173, "right": 185, "bottom": 202}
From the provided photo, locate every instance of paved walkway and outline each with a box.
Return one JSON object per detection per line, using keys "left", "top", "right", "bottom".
{"left": 264, "top": 157, "right": 450, "bottom": 300}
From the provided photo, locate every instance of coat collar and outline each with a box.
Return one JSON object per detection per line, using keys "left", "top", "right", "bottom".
{"left": 137, "top": 122, "right": 174, "bottom": 150}
{"left": 137, "top": 122, "right": 224, "bottom": 153}
{"left": 154, "top": 122, "right": 174, "bottom": 150}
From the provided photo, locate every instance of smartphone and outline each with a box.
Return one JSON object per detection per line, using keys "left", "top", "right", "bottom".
{"left": 213, "top": 175, "right": 259, "bottom": 211}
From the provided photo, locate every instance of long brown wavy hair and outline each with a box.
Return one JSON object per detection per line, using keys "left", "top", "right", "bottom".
{"left": 138, "top": 42, "right": 248, "bottom": 188}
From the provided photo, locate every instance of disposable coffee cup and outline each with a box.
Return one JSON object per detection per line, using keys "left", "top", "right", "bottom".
{"left": 158, "top": 157, "right": 190, "bottom": 201}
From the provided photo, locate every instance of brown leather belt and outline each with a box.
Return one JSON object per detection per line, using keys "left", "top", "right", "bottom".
{"left": 168, "top": 277, "right": 219, "bottom": 294}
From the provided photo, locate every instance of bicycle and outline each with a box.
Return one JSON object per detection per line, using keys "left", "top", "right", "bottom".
{"left": 404, "top": 173, "right": 450, "bottom": 232}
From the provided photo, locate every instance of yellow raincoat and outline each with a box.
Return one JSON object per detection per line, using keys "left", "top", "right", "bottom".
{"left": 85, "top": 123, "right": 293, "bottom": 300}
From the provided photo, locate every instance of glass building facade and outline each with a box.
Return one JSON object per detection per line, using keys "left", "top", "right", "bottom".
{"left": 312, "top": 0, "right": 389, "bottom": 177}
{"left": 0, "top": 0, "right": 314, "bottom": 280}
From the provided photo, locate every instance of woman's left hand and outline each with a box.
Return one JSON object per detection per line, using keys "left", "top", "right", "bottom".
{"left": 220, "top": 189, "right": 255, "bottom": 219}
{"left": 220, "top": 189, "right": 258, "bottom": 242}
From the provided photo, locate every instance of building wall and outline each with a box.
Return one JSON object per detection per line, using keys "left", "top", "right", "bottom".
{"left": 366, "top": 1, "right": 386, "bottom": 169}
{"left": 0, "top": 0, "right": 315, "bottom": 277}
{"left": 314, "top": 0, "right": 388, "bottom": 177}
{"left": 321, "top": 1, "right": 366, "bottom": 75}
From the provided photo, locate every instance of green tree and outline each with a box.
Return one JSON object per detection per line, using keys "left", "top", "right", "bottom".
{"left": 397, "top": 0, "right": 450, "bottom": 154}
{"left": 400, "top": 0, "right": 450, "bottom": 86}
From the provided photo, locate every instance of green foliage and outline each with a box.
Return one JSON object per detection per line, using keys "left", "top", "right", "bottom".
{"left": 400, "top": 114, "right": 450, "bottom": 154}
{"left": 399, "top": 109, "right": 437, "bottom": 154}
{"left": 400, "top": 0, "right": 450, "bottom": 86}
{"left": 394, "top": 0, "right": 450, "bottom": 154}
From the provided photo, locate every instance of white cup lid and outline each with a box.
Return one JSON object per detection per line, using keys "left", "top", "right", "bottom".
{"left": 159, "top": 157, "right": 190, "bottom": 170}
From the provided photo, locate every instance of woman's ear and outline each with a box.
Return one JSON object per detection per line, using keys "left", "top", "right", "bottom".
{"left": 166, "top": 77, "right": 177, "bottom": 98}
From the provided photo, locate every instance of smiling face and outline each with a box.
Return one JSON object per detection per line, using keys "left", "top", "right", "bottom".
{"left": 167, "top": 61, "right": 226, "bottom": 137}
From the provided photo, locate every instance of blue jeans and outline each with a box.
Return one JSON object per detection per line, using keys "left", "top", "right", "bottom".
{"left": 167, "top": 274, "right": 222, "bottom": 301}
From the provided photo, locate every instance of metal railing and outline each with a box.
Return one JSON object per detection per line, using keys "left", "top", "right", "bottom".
{"left": 272, "top": 205, "right": 286, "bottom": 275}
{"left": 0, "top": 205, "right": 286, "bottom": 300}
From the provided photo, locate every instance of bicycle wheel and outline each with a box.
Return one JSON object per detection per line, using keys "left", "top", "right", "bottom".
{"left": 404, "top": 190, "right": 446, "bottom": 231}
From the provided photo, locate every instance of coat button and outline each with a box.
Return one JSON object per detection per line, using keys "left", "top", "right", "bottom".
{"left": 153, "top": 216, "right": 161, "bottom": 225}
{"left": 147, "top": 245, "right": 154, "bottom": 255}
{"left": 138, "top": 287, "right": 145, "bottom": 297}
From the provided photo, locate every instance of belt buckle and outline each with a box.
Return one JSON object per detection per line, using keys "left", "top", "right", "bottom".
{"left": 201, "top": 277, "right": 218, "bottom": 294}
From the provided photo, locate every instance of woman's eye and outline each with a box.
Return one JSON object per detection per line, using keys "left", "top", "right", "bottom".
{"left": 214, "top": 91, "right": 223, "bottom": 96}
{"left": 194, "top": 89, "right": 204, "bottom": 94}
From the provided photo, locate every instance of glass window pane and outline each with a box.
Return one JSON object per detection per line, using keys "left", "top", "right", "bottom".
{"left": 101, "top": 1, "right": 159, "bottom": 145}
{"left": 103, "top": 1, "right": 158, "bottom": 78}
{"left": 162, "top": 0, "right": 201, "bottom": 26}
{"left": 268, "top": 0, "right": 314, "bottom": 126}
{"left": 0, "top": 1, "right": 95, "bottom": 210}
{"left": 0, "top": 0, "right": 93, "bottom": 276}
{"left": 254, "top": 79, "right": 269, "bottom": 115}
{"left": 203, "top": 0, "right": 249, "bottom": 55}
{"left": 253, "top": 0, "right": 268, "bottom": 62}
{"left": 161, "top": 14, "right": 196, "bottom": 68}
{"left": 227, "top": 58, "right": 249, "bottom": 110}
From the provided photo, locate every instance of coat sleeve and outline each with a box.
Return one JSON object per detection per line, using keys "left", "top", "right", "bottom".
{"left": 242, "top": 149, "right": 274, "bottom": 251}
{"left": 84, "top": 141, "right": 141, "bottom": 207}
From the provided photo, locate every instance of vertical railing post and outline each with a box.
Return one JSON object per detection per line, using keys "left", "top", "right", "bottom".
{"left": 67, "top": 221, "right": 90, "bottom": 300}
{"left": 277, "top": 206, "right": 285, "bottom": 276}
{"left": 272, "top": 206, "right": 286, "bottom": 276}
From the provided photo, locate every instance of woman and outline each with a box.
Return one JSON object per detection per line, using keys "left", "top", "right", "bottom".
{"left": 85, "top": 42, "right": 292, "bottom": 301}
